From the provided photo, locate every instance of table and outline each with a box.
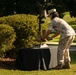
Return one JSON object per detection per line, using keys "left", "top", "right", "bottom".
{"left": 15, "top": 47, "right": 52, "bottom": 70}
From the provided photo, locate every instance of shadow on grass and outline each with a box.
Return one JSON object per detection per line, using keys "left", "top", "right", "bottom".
{"left": 68, "top": 20, "right": 76, "bottom": 26}
{"left": 70, "top": 51, "right": 76, "bottom": 64}
{"left": 68, "top": 20, "right": 76, "bottom": 30}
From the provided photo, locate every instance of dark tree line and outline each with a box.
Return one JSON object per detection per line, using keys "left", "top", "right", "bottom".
{"left": 0, "top": 0, "right": 38, "bottom": 16}
{"left": 0, "top": 0, "right": 76, "bottom": 17}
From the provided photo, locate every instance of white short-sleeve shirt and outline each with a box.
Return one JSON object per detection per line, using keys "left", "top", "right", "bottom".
{"left": 48, "top": 17, "right": 75, "bottom": 40}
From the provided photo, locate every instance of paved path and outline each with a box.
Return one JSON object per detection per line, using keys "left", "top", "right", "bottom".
{"left": 47, "top": 45, "right": 76, "bottom": 51}
{"left": 45, "top": 42, "right": 76, "bottom": 46}
{"left": 45, "top": 42, "right": 76, "bottom": 51}
{"left": 69, "top": 46, "right": 76, "bottom": 51}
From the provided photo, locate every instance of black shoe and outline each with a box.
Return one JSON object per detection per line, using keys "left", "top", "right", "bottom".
{"left": 63, "top": 62, "right": 70, "bottom": 69}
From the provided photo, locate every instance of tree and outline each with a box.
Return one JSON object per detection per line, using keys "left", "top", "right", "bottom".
{"left": 67, "top": 0, "right": 76, "bottom": 17}
{"left": 0, "top": 0, "right": 76, "bottom": 17}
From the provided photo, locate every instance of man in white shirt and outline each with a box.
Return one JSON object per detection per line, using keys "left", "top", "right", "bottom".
{"left": 40, "top": 9, "right": 75, "bottom": 69}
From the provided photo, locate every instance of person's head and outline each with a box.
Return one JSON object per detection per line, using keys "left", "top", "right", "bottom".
{"left": 48, "top": 9, "right": 59, "bottom": 20}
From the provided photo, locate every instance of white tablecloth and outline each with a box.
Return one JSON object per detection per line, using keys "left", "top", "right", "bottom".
{"left": 40, "top": 44, "right": 58, "bottom": 68}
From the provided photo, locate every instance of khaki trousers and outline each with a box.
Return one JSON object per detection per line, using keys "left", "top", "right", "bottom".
{"left": 57, "top": 35, "right": 75, "bottom": 65}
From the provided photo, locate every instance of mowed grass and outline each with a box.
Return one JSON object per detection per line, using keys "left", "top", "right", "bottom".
{"left": 0, "top": 52, "right": 76, "bottom": 75}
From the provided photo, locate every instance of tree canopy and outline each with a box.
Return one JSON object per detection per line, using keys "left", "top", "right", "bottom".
{"left": 0, "top": 0, "right": 76, "bottom": 17}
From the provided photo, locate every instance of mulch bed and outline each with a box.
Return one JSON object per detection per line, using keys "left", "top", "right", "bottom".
{"left": 0, "top": 58, "right": 16, "bottom": 69}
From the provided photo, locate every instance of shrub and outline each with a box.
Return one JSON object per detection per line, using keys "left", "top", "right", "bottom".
{"left": 0, "top": 14, "right": 39, "bottom": 49}
{"left": 0, "top": 24, "right": 16, "bottom": 57}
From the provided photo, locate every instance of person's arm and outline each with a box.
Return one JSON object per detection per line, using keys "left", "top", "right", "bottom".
{"left": 46, "top": 31, "right": 60, "bottom": 40}
{"left": 51, "top": 31, "right": 60, "bottom": 39}
{"left": 41, "top": 30, "right": 51, "bottom": 40}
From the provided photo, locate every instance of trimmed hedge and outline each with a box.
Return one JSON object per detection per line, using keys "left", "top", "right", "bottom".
{"left": 0, "top": 14, "right": 39, "bottom": 49}
{"left": 0, "top": 24, "right": 16, "bottom": 57}
{"left": 0, "top": 14, "right": 51, "bottom": 58}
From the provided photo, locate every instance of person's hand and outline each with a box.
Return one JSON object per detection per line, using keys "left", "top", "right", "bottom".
{"left": 36, "top": 37, "right": 41, "bottom": 42}
{"left": 41, "top": 38, "right": 46, "bottom": 42}
{"left": 47, "top": 36, "right": 53, "bottom": 41}
{"left": 36, "top": 36, "right": 46, "bottom": 42}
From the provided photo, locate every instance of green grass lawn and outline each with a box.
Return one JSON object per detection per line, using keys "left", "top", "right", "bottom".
{"left": 0, "top": 52, "right": 76, "bottom": 75}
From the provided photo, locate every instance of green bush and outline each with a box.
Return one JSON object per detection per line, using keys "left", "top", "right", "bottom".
{"left": 0, "top": 14, "right": 39, "bottom": 49}
{"left": 0, "top": 24, "right": 16, "bottom": 57}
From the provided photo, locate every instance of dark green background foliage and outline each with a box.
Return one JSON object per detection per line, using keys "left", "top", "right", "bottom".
{"left": 0, "top": 0, "right": 76, "bottom": 17}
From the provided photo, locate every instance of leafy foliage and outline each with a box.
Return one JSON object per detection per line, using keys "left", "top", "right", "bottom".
{"left": 0, "top": 14, "right": 39, "bottom": 49}
{"left": 0, "top": 24, "right": 16, "bottom": 57}
{"left": 0, "top": 0, "right": 76, "bottom": 17}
